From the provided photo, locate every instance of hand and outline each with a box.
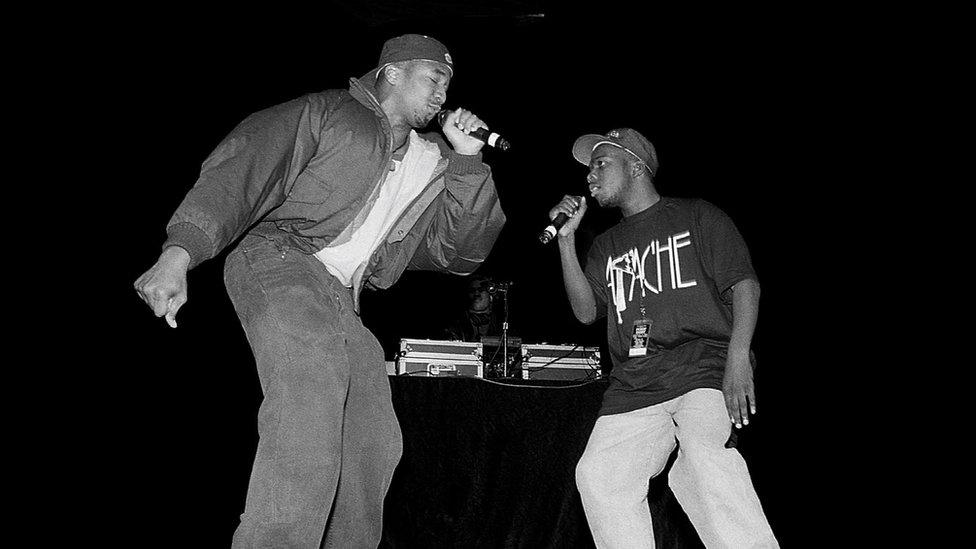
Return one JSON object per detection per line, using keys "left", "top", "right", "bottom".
{"left": 722, "top": 352, "right": 756, "bottom": 429}
{"left": 440, "top": 108, "right": 488, "bottom": 155}
{"left": 548, "top": 195, "right": 587, "bottom": 238}
{"left": 134, "top": 246, "right": 190, "bottom": 328}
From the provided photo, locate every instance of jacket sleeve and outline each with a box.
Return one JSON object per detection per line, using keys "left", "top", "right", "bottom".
{"left": 162, "top": 95, "right": 325, "bottom": 269}
{"left": 407, "top": 151, "right": 506, "bottom": 275}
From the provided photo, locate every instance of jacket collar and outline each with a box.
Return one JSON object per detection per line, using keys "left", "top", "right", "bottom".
{"left": 348, "top": 73, "right": 385, "bottom": 116}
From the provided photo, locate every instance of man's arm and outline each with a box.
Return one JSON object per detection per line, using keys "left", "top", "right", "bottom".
{"left": 551, "top": 196, "right": 597, "bottom": 324}
{"left": 722, "top": 278, "right": 760, "bottom": 428}
{"left": 408, "top": 109, "right": 506, "bottom": 275}
{"left": 134, "top": 95, "right": 325, "bottom": 327}
{"left": 558, "top": 235, "right": 598, "bottom": 324}
{"left": 164, "top": 95, "right": 325, "bottom": 269}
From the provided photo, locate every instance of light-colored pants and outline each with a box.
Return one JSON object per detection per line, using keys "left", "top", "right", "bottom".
{"left": 576, "top": 388, "right": 778, "bottom": 549}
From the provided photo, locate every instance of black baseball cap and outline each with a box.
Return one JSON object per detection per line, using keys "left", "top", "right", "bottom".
{"left": 572, "top": 128, "right": 659, "bottom": 174}
{"left": 370, "top": 34, "right": 454, "bottom": 79}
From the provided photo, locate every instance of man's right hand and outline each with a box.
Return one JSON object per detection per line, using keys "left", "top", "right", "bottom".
{"left": 548, "top": 195, "right": 587, "bottom": 238}
{"left": 134, "top": 246, "right": 190, "bottom": 328}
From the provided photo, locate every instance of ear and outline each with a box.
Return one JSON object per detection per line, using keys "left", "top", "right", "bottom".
{"left": 381, "top": 64, "right": 400, "bottom": 86}
{"left": 630, "top": 160, "right": 647, "bottom": 178}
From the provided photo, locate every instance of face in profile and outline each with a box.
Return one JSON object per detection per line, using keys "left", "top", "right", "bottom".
{"left": 393, "top": 60, "right": 451, "bottom": 128}
{"left": 586, "top": 144, "right": 633, "bottom": 208}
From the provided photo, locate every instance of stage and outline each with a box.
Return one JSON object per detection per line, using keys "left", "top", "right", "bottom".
{"left": 381, "top": 375, "right": 702, "bottom": 548}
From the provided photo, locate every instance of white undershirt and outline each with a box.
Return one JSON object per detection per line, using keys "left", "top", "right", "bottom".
{"left": 314, "top": 130, "right": 441, "bottom": 286}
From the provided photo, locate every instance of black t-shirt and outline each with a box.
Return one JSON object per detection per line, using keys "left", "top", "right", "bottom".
{"left": 583, "top": 197, "right": 757, "bottom": 414}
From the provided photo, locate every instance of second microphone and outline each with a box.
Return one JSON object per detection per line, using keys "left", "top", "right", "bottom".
{"left": 539, "top": 196, "right": 584, "bottom": 244}
{"left": 436, "top": 110, "right": 511, "bottom": 151}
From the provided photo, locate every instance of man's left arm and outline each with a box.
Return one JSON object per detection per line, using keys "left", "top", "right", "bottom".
{"left": 723, "top": 277, "right": 760, "bottom": 429}
{"left": 410, "top": 109, "right": 505, "bottom": 274}
{"left": 409, "top": 151, "right": 505, "bottom": 273}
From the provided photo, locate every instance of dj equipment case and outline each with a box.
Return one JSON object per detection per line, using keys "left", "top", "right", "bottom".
{"left": 394, "top": 339, "right": 601, "bottom": 382}
{"left": 520, "top": 344, "right": 602, "bottom": 381}
{"left": 395, "top": 339, "right": 483, "bottom": 377}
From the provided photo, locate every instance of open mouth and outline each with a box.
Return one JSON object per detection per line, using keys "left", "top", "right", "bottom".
{"left": 589, "top": 185, "right": 601, "bottom": 195}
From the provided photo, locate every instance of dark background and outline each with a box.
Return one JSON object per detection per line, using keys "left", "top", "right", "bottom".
{"left": 62, "top": 1, "right": 868, "bottom": 546}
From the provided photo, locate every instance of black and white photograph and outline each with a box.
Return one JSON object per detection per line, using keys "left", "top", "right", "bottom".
{"left": 58, "top": 1, "right": 884, "bottom": 546}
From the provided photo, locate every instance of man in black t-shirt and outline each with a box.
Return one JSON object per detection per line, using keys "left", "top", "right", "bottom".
{"left": 549, "top": 128, "right": 778, "bottom": 548}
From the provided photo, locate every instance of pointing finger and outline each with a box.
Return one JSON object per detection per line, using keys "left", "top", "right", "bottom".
{"left": 166, "top": 293, "right": 188, "bottom": 328}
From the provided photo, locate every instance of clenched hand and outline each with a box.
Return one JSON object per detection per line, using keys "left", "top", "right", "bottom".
{"left": 134, "top": 246, "right": 190, "bottom": 328}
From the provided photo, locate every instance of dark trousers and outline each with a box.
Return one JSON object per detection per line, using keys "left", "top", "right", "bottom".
{"left": 223, "top": 234, "right": 403, "bottom": 548}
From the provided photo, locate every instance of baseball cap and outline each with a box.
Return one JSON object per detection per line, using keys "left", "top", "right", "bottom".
{"left": 572, "top": 128, "right": 659, "bottom": 174}
{"left": 372, "top": 34, "right": 454, "bottom": 79}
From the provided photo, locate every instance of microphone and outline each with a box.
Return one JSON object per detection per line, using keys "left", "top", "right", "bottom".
{"left": 436, "top": 110, "right": 511, "bottom": 151}
{"left": 538, "top": 196, "right": 583, "bottom": 245}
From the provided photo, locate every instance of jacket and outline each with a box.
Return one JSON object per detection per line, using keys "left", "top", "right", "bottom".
{"left": 164, "top": 74, "right": 506, "bottom": 310}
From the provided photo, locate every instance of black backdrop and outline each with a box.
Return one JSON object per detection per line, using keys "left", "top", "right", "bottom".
{"left": 66, "top": 2, "right": 858, "bottom": 546}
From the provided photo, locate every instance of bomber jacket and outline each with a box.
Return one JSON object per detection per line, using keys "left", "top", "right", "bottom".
{"left": 164, "top": 73, "right": 506, "bottom": 310}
